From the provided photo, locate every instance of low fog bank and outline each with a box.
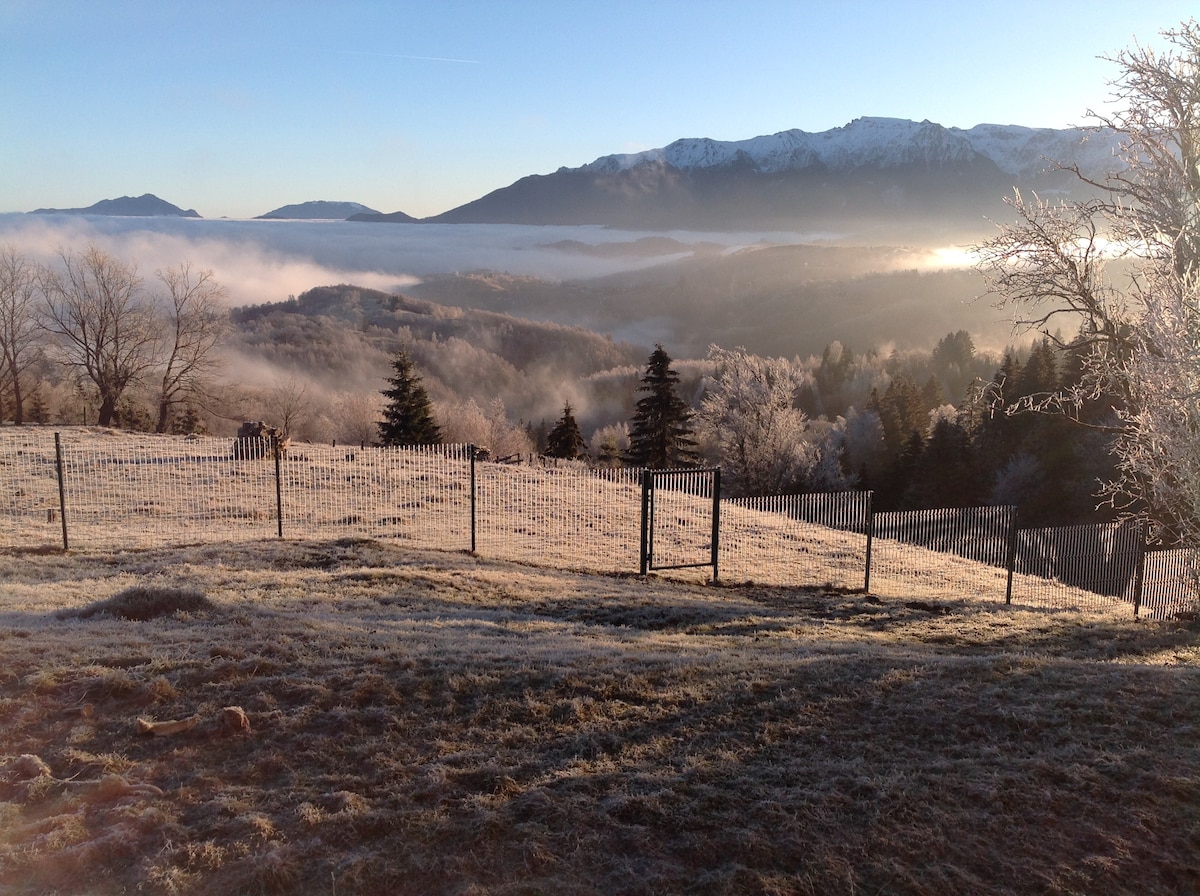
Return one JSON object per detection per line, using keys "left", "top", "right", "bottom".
{"left": 0, "top": 214, "right": 855, "bottom": 306}
{"left": 1, "top": 213, "right": 1014, "bottom": 447}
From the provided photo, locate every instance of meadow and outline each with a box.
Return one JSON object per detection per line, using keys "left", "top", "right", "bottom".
{"left": 1, "top": 536, "right": 1198, "bottom": 895}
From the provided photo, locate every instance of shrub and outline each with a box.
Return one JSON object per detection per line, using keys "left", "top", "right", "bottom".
{"left": 66, "top": 586, "right": 215, "bottom": 621}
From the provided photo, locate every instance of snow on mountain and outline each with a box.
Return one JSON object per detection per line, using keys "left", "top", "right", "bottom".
{"left": 953, "top": 123, "right": 1120, "bottom": 179}
{"left": 582, "top": 117, "right": 1118, "bottom": 178}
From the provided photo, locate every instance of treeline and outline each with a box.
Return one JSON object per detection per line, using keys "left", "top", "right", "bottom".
{"left": 778, "top": 331, "right": 1120, "bottom": 524}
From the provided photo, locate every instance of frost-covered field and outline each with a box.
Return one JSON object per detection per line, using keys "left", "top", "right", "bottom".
{"left": 1, "top": 537, "right": 1198, "bottom": 895}
{"left": 0, "top": 428, "right": 1140, "bottom": 614}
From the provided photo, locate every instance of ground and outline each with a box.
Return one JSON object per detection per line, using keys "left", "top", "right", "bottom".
{"left": 1, "top": 538, "right": 1198, "bottom": 895}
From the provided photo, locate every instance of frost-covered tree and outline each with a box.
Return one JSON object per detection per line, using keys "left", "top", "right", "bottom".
{"left": 974, "top": 19, "right": 1200, "bottom": 545}
{"left": 38, "top": 246, "right": 158, "bottom": 427}
{"left": 153, "top": 263, "right": 227, "bottom": 433}
{"left": 840, "top": 406, "right": 888, "bottom": 487}
{"left": 0, "top": 246, "right": 41, "bottom": 424}
{"left": 438, "top": 398, "right": 532, "bottom": 458}
{"left": 591, "top": 422, "right": 630, "bottom": 467}
{"left": 697, "top": 345, "right": 814, "bottom": 495}
{"left": 624, "top": 344, "right": 698, "bottom": 468}
{"left": 378, "top": 349, "right": 441, "bottom": 446}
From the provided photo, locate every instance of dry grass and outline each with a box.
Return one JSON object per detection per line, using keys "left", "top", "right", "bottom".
{"left": 1, "top": 538, "right": 1198, "bottom": 895}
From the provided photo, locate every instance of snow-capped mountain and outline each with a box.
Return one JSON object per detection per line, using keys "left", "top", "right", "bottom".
{"left": 581, "top": 117, "right": 1117, "bottom": 179}
{"left": 427, "top": 118, "right": 1119, "bottom": 234}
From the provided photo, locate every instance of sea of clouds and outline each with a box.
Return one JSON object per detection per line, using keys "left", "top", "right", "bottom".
{"left": 0, "top": 214, "right": 841, "bottom": 308}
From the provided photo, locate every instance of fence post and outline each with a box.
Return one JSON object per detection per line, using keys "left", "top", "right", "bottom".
{"left": 54, "top": 431, "right": 69, "bottom": 550}
{"left": 710, "top": 468, "right": 721, "bottom": 583}
{"left": 863, "top": 491, "right": 874, "bottom": 592}
{"left": 639, "top": 469, "right": 652, "bottom": 576}
{"left": 272, "top": 435, "right": 283, "bottom": 538}
{"left": 1132, "top": 519, "right": 1147, "bottom": 618}
{"left": 1005, "top": 509, "right": 1019, "bottom": 605}
{"left": 469, "top": 444, "right": 477, "bottom": 554}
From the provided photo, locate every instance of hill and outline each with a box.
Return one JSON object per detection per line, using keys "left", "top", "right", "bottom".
{"left": 30, "top": 193, "right": 201, "bottom": 217}
{"left": 1, "top": 537, "right": 1196, "bottom": 895}
{"left": 255, "top": 200, "right": 380, "bottom": 219}
{"left": 226, "top": 284, "right": 646, "bottom": 428}
{"left": 347, "top": 209, "right": 421, "bottom": 223}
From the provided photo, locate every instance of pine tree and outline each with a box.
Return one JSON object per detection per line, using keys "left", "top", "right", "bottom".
{"left": 623, "top": 344, "right": 699, "bottom": 468}
{"left": 544, "top": 402, "right": 588, "bottom": 459}
{"left": 378, "top": 350, "right": 441, "bottom": 446}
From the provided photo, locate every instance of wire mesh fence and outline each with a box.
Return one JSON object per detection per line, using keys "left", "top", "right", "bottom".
{"left": 1, "top": 428, "right": 1195, "bottom": 617}
{"left": 871, "top": 506, "right": 1019, "bottom": 603}
{"left": 473, "top": 461, "right": 643, "bottom": 574}
{"left": 721, "top": 492, "right": 870, "bottom": 590}
{"left": 1012, "top": 521, "right": 1145, "bottom": 612}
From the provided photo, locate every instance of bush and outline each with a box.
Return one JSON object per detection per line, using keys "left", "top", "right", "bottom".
{"left": 65, "top": 586, "right": 214, "bottom": 621}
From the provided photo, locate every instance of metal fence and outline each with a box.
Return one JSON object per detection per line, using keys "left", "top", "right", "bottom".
{"left": 1, "top": 428, "right": 1195, "bottom": 618}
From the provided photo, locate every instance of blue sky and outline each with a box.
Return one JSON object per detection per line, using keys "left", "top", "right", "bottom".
{"left": 2, "top": 1, "right": 1195, "bottom": 219}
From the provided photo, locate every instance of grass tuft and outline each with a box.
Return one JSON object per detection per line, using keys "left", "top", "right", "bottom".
{"left": 64, "top": 585, "right": 215, "bottom": 621}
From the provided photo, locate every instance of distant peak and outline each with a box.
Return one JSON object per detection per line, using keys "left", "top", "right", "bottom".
{"left": 256, "top": 200, "right": 381, "bottom": 220}
{"left": 30, "top": 193, "right": 201, "bottom": 217}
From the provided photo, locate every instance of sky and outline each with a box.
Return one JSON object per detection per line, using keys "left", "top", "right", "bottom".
{"left": 2, "top": 0, "right": 1196, "bottom": 220}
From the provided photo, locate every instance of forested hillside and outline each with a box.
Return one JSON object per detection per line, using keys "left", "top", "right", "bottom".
{"left": 226, "top": 285, "right": 646, "bottom": 427}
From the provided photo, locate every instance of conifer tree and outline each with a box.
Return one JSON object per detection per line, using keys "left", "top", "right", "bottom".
{"left": 378, "top": 350, "right": 441, "bottom": 446}
{"left": 624, "top": 344, "right": 699, "bottom": 468}
{"left": 544, "top": 401, "right": 588, "bottom": 459}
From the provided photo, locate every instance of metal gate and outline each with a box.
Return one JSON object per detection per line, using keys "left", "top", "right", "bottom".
{"left": 639, "top": 468, "right": 721, "bottom": 580}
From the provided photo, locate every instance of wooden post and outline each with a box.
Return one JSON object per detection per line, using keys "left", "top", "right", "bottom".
{"left": 54, "top": 432, "right": 69, "bottom": 550}
{"left": 639, "top": 469, "right": 652, "bottom": 576}
{"left": 710, "top": 468, "right": 721, "bottom": 583}
{"left": 272, "top": 435, "right": 283, "bottom": 538}
{"left": 469, "top": 444, "right": 477, "bottom": 554}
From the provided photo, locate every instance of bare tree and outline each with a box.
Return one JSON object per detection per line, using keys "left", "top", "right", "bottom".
{"left": 974, "top": 19, "right": 1200, "bottom": 544}
{"left": 331, "top": 389, "right": 383, "bottom": 445}
{"left": 267, "top": 375, "right": 312, "bottom": 441}
{"left": 153, "top": 263, "right": 228, "bottom": 433}
{"left": 38, "top": 245, "right": 159, "bottom": 427}
{"left": 0, "top": 245, "right": 42, "bottom": 424}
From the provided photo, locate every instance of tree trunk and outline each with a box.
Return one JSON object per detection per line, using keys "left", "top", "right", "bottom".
{"left": 11, "top": 375, "right": 23, "bottom": 425}
{"left": 97, "top": 394, "right": 117, "bottom": 427}
{"left": 156, "top": 398, "right": 170, "bottom": 434}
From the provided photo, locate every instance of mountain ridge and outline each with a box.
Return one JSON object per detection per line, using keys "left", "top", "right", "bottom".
{"left": 422, "top": 118, "right": 1118, "bottom": 232}
{"left": 24, "top": 118, "right": 1121, "bottom": 231}
{"left": 578, "top": 117, "right": 1115, "bottom": 178}
{"left": 30, "top": 193, "right": 200, "bottom": 217}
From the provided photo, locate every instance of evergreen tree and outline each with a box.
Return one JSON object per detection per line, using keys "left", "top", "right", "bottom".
{"left": 906, "top": 416, "right": 981, "bottom": 509}
{"left": 870, "top": 373, "right": 924, "bottom": 458}
{"left": 378, "top": 350, "right": 441, "bottom": 446}
{"left": 624, "top": 344, "right": 699, "bottom": 468}
{"left": 171, "top": 404, "right": 203, "bottom": 435}
{"left": 25, "top": 389, "right": 49, "bottom": 425}
{"left": 920, "top": 375, "right": 946, "bottom": 411}
{"left": 544, "top": 402, "right": 588, "bottom": 459}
